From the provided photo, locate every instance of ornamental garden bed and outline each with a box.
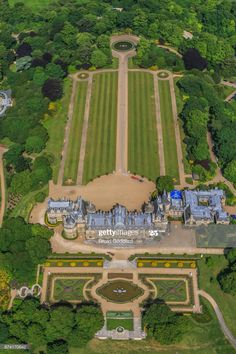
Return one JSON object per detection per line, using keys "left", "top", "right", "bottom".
{"left": 53, "top": 278, "right": 90, "bottom": 302}
{"left": 49, "top": 253, "right": 112, "bottom": 261}
{"left": 96, "top": 280, "right": 144, "bottom": 304}
{"left": 45, "top": 272, "right": 102, "bottom": 303}
{"left": 136, "top": 259, "right": 196, "bottom": 269}
{"left": 44, "top": 258, "right": 103, "bottom": 268}
{"left": 129, "top": 253, "right": 201, "bottom": 261}
{"left": 139, "top": 273, "right": 195, "bottom": 307}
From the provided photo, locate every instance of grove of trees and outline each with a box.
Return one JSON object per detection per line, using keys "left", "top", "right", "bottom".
{"left": 0, "top": 217, "right": 53, "bottom": 284}
{"left": 218, "top": 248, "right": 236, "bottom": 295}
{"left": 0, "top": 0, "right": 235, "bottom": 198}
{"left": 0, "top": 299, "right": 104, "bottom": 350}
{"left": 142, "top": 301, "right": 188, "bottom": 344}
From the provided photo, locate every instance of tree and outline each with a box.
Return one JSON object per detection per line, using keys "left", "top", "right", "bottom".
{"left": 33, "top": 67, "right": 48, "bottom": 86}
{"left": 42, "top": 79, "right": 63, "bottom": 101}
{"left": 27, "top": 324, "right": 47, "bottom": 348}
{"left": 31, "top": 156, "right": 52, "bottom": 189}
{"left": 91, "top": 49, "right": 107, "bottom": 68}
{"left": 26, "top": 237, "right": 51, "bottom": 264}
{"left": 156, "top": 176, "right": 174, "bottom": 193}
{"left": 218, "top": 266, "right": 236, "bottom": 295}
{"left": 47, "top": 340, "right": 69, "bottom": 354}
{"left": 4, "top": 144, "right": 30, "bottom": 172}
{"left": 226, "top": 248, "right": 236, "bottom": 265}
{"left": 25, "top": 136, "right": 46, "bottom": 153}
{"left": 10, "top": 170, "right": 32, "bottom": 195}
{"left": 31, "top": 223, "right": 53, "bottom": 240}
{"left": 183, "top": 48, "right": 208, "bottom": 70}
{"left": 16, "top": 43, "right": 32, "bottom": 58}
{"left": 0, "top": 322, "right": 9, "bottom": 343}
{"left": 224, "top": 160, "right": 236, "bottom": 184}
{"left": 143, "top": 302, "right": 188, "bottom": 344}
{"left": 45, "top": 63, "right": 65, "bottom": 79}
{"left": 46, "top": 306, "right": 75, "bottom": 342}
{"left": 75, "top": 305, "right": 104, "bottom": 343}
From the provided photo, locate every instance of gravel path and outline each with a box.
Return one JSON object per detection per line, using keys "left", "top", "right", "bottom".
{"left": 76, "top": 75, "right": 93, "bottom": 184}
{"left": 57, "top": 79, "right": 77, "bottom": 185}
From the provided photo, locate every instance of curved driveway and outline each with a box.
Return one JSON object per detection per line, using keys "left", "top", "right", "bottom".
{"left": 198, "top": 290, "right": 236, "bottom": 350}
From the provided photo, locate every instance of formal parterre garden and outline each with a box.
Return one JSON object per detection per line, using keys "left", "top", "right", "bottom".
{"left": 53, "top": 277, "right": 92, "bottom": 302}
{"left": 136, "top": 258, "right": 196, "bottom": 269}
{"left": 139, "top": 273, "right": 194, "bottom": 308}
{"left": 45, "top": 272, "right": 102, "bottom": 304}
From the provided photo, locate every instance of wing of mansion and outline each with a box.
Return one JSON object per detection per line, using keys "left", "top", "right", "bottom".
{"left": 46, "top": 189, "right": 230, "bottom": 243}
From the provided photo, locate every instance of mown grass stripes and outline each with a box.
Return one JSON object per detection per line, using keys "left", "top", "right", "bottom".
{"left": 128, "top": 72, "right": 159, "bottom": 181}
{"left": 158, "top": 79, "right": 179, "bottom": 182}
{"left": 63, "top": 81, "right": 87, "bottom": 184}
{"left": 83, "top": 72, "right": 118, "bottom": 184}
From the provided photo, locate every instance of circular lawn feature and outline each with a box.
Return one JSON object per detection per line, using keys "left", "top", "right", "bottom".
{"left": 96, "top": 279, "right": 144, "bottom": 303}
{"left": 112, "top": 41, "right": 135, "bottom": 52}
{"left": 157, "top": 71, "right": 169, "bottom": 78}
{"left": 78, "top": 72, "right": 89, "bottom": 80}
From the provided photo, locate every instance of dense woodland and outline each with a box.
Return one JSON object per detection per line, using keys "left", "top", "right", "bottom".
{"left": 0, "top": 0, "right": 236, "bottom": 349}
{"left": 0, "top": 0, "right": 235, "bottom": 198}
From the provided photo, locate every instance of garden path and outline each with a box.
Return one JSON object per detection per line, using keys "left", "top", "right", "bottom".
{"left": 57, "top": 79, "right": 77, "bottom": 185}
{"left": 111, "top": 35, "right": 137, "bottom": 173}
{"left": 76, "top": 75, "right": 93, "bottom": 184}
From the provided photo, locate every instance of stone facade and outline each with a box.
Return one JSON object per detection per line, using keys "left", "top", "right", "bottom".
{"left": 47, "top": 196, "right": 169, "bottom": 242}
{"left": 46, "top": 189, "right": 230, "bottom": 242}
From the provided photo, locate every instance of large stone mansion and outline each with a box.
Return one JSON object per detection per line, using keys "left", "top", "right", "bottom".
{"left": 46, "top": 189, "right": 230, "bottom": 243}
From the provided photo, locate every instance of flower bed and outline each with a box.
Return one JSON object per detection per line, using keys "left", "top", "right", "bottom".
{"left": 137, "top": 258, "right": 196, "bottom": 269}
{"left": 44, "top": 258, "right": 103, "bottom": 268}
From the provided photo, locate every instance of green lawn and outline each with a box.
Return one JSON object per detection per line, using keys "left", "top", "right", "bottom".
{"left": 128, "top": 72, "right": 159, "bottom": 181}
{"left": 198, "top": 255, "right": 236, "bottom": 338}
{"left": 8, "top": 0, "right": 52, "bottom": 11}
{"left": 106, "top": 318, "right": 133, "bottom": 331}
{"left": 152, "top": 279, "right": 187, "bottom": 302}
{"left": 83, "top": 72, "right": 118, "bottom": 184}
{"left": 63, "top": 81, "right": 88, "bottom": 184}
{"left": 158, "top": 79, "right": 179, "bottom": 182}
{"left": 43, "top": 78, "right": 72, "bottom": 183}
